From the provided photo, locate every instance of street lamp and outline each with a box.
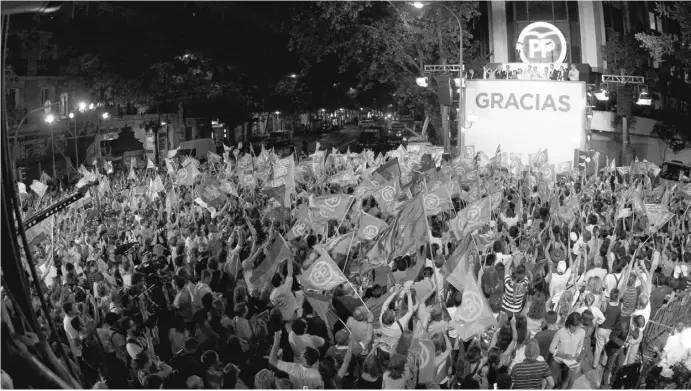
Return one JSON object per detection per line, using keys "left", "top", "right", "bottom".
{"left": 68, "top": 112, "right": 75, "bottom": 119}
{"left": 289, "top": 74, "right": 298, "bottom": 78}
{"left": 89, "top": 103, "right": 95, "bottom": 110}
{"left": 44, "top": 114, "right": 55, "bottom": 123}
{"left": 415, "top": 76, "right": 429, "bottom": 87}
{"left": 101, "top": 112, "right": 110, "bottom": 120}
{"left": 78, "top": 101, "right": 87, "bottom": 112}
{"left": 411, "top": 1, "right": 465, "bottom": 155}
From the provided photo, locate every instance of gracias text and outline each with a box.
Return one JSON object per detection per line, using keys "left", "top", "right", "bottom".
{"left": 475, "top": 93, "right": 571, "bottom": 112}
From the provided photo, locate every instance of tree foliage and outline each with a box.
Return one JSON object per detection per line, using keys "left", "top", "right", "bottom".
{"left": 285, "top": 1, "right": 485, "bottom": 144}
{"left": 601, "top": 30, "right": 651, "bottom": 74}
{"left": 635, "top": 2, "right": 691, "bottom": 67}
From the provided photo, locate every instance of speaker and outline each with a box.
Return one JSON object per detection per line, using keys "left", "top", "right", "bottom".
{"left": 617, "top": 84, "right": 634, "bottom": 117}
{"left": 434, "top": 74, "right": 452, "bottom": 106}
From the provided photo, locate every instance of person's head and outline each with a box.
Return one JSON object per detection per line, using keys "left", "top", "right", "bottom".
{"left": 465, "top": 345, "right": 482, "bottom": 364}
{"left": 587, "top": 276, "right": 603, "bottom": 295}
{"left": 254, "top": 369, "right": 275, "bottom": 389}
{"left": 233, "top": 302, "right": 249, "bottom": 318}
{"left": 302, "top": 346, "right": 320, "bottom": 367}
{"left": 565, "top": 312, "right": 582, "bottom": 332}
{"left": 186, "top": 375, "right": 204, "bottom": 389}
{"left": 524, "top": 338, "right": 540, "bottom": 361}
{"left": 633, "top": 314, "right": 646, "bottom": 330}
{"left": 527, "top": 293, "right": 546, "bottom": 320}
{"left": 386, "top": 354, "right": 407, "bottom": 379}
{"left": 571, "top": 64, "right": 577, "bottom": 70}
{"left": 545, "top": 310, "right": 558, "bottom": 329}
{"left": 430, "top": 305, "right": 443, "bottom": 322}
{"left": 381, "top": 309, "right": 396, "bottom": 327}
{"left": 104, "top": 312, "right": 119, "bottom": 327}
{"left": 291, "top": 318, "right": 308, "bottom": 336}
{"left": 143, "top": 374, "right": 163, "bottom": 389}
{"left": 637, "top": 294, "right": 649, "bottom": 310}
{"left": 201, "top": 269, "right": 212, "bottom": 284}
{"left": 62, "top": 302, "right": 76, "bottom": 316}
{"left": 584, "top": 292, "right": 595, "bottom": 307}
{"left": 582, "top": 309, "right": 594, "bottom": 327}
{"left": 610, "top": 288, "right": 620, "bottom": 302}
{"left": 395, "top": 257, "right": 407, "bottom": 271}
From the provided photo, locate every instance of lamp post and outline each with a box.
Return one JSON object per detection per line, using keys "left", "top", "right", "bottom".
{"left": 44, "top": 114, "right": 57, "bottom": 179}
{"left": 412, "top": 2, "right": 464, "bottom": 156}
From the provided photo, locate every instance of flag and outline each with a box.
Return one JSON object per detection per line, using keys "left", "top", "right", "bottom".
{"left": 309, "top": 194, "right": 354, "bottom": 222}
{"left": 208, "top": 151, "right": 222, "bottom": 164}
{"left": 298, "top": 251, "right": 347, "bottom": 291}
{"left": 495, "top": 144, "right": 501, "bottom": 157}
{"left": 354, "top": 176, "right": 380, "bottom": 199}
{"left": 327, "top": 169, "right": 358, "bottom": 186}
{"left": 25, "top": 216, "right": 54, "bottom": 245}
{"left": 422, "top": 185, "right": 454, "bottom": 216}
{"left": 357, "top": 212, "right": 388, "bottom": 241}
{"left": 462, "top": 145, "right": 476, "bottom": 161}
{"left": 146, "top": 158, "right": 156, "bottom": 169}
{"left": 250, "top": 234, "right": 293, "bottom": 287}
{"left": 263, "top": 184, "right": 287, "bottom": 207}
{"left": 373, "top": 157, "right": 401, "bottom": 182}
{"left": 98, "top": 176, "right": 110, "bottom": 197}
{"left": 645, "top": 204, "right": 674, "bottom": 232}
{"left": 219, "top": 179, "right": 238, "bottom": 197}
{"left": 40, "top": 171, "right": 51, "bottom": 183}
{"left": 286, "top": 218, "right": 314, "bottom": 241}
{"left": 175, "top": 164, "right": 197, "bottom": 187}
{"left": 197, "top": 177, "right": 226, "bottom": 208}
{"left": 164, "top": 158, "right": 176, "bottom": 175}
{"left": 411, "top": 321, "right": 436, "bottom": 384}
{"left": 30, "top": 180, "right": 48, "bottom": 198}
{"left": 449, "top": 196, "right": 491, "bottom": 240}
{"left": 446, "top": 242, "right": 498, "bottom": 340}
{"left": 165, "top": 188, "right": 179, "bottom": 215}
{"left": 127, "top": 167, "right": 137, "bottom": 181}
{"left": 167, "top": 148, "right": 179, "bottom": 158}
{"left": 365, "top": 195, "right": 428, "bottom": 270}
{"left": 103, "top": 160, "right": 114, "bottom": 174}
{"left": 151, "top": 175, "right": 165, "bottom": 193}
{"left": 304, "top": 292, "right": 339, "bottom": 341}
{"left": 372, "top": 180, "right": 400, "bottom": 214}
{"left": 556, "top": 161, "right": 573, "bottom": 175}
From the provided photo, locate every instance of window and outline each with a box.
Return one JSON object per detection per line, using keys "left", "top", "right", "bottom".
{"left": 5, "top": 89, "right": 18, "bottom": 109}
{"left": 527, "top": 1, "right": 553, "bottom": 21}
{"left": 566, "top": 1, "right": 579, "bottom": 23}
{"left": 553, "top": 1, "right": 567, "bottom": 20}
{"left": 515, "top": 1, "right": 528, "bottom": 21}
{"left": 649, "top": 12, "right": 656, "bottom": 30}
{"left": 60, "top": 93, "right": 68, "bottom": 116}
{"left": 40, "top": 88, "right": 50, "bottom": 104}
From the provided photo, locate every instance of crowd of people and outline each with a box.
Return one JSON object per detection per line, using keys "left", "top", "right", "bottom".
{"left": 4, "top": 142, "right": 691, "bottom": 390}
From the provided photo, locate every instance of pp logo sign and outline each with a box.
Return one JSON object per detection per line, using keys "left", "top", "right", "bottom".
{"left": 361, "top": 225, "right": 380, "bottom": 240}
{"left": 517, "top": 22, "right": 567, "bottom": 64}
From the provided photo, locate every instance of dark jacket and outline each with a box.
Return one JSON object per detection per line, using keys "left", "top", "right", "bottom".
{"left": 605, "top": 320, "right": 630, "bottom": 354}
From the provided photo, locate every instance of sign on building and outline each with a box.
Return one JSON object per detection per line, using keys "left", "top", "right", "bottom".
{"left": 464, "top": 80, "right": 586, "bottom": 164}
{"left": 517, "top": 22, "right": 568, "bottom": 64}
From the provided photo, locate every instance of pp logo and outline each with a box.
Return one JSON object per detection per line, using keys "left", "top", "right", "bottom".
{"left": 442, "top": 166, "right": 453, "bottom": 176}
{"left": 176, "top": 168, "right": 188, "bottom": 182}
{"left": 424, "top": 193, "right": 441, "bottom": 213}
{"left": 455, "top": 166, "right": 466, "bottom": 178}
{"left": 463, "top": 146, "right": 475, "bottom": 159}
{"left": 324, "top": 197, "right": 342, "bottom": 208}
{"left": 270, "top": 178, "right": 286, "bottom": 187}
{"left": 299, "top": 165, "right": 310, "bottom": 174}
{"left": 542, "top": 167, "right": 553, "bottom": 179}
{"left": 361, "top": 225, "right": 380, "bottom": 240}
{"left": 274, "top": 166, "right": 288, "bottom": 177}
{"left": 428, "top": 182, "right": 442, "bottom": 192}
{"left": 490, "top": 193, "right": 502, "bottom": 208}
{"left": 517, "top": 21, "right": 567, "bottom": 64}
{"left": 356, "top": 187, "right": 370, "bottom": 197}
{"left": 457, "top": 290, "right": 484, "bottom": 322}
{"left": 293, "top": 222, "right": 308, "bottom": 236}
{"left": 467, "top": 170, "right": 478, "bottom": 180}
{"left": 380, "top": 186, "right": 395, "bottom": 202}
{"left": 308, "top": 261, "right": 335, "bottom": 289}
{"left": 466, "top": 205, "right": 481, "bottom": 223}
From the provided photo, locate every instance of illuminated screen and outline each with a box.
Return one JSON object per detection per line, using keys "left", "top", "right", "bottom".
{"left": 464, "top": 80, "right": 586, "bottom": 165}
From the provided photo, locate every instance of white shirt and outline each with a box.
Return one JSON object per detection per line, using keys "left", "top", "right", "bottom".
{"left": 663, "top": 332, "right": 690, "bottom": 368}
{"left": 550, "top": 269, "right": 572, "bottom": 304}
{"left": 495, "top": 252, "right": 513, "bottom": 267}
{"left": 632, "top": 304, "right": 651, "bottom": 327}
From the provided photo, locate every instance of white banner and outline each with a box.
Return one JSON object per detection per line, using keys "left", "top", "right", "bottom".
{"left": 464, "top": 80, "right": 586, "bottom": 165}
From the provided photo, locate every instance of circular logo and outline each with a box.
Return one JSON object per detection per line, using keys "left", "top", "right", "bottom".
{"left": 274, "top": 166, "right": 288, "bottom": 177}
{"left": 517, "top": 21, "right": 567, "bottom": 64}
{"left": 356, "top": 187, "right": 370, "bottom": 197}
{"left": 308, "top": 261, "right": 335, "bottom": 288}
{"left": 442, "top": 166, "right": 453, "bottom": 176}
{"left": 324, "top": 197, "right": 341, "bottom": 208}
{"left": 270, "top": 178, "right": 286, "bottom": 188}
{"left": 299, "top": 165, "right": 310, "bottom": 174}
{"left": 361, "top": 225, "right": 380, "bottom": 240}
{"left": 491, "top": 192, "right": 502, "bottom": 207}
{"left": 467, "top": 170, "right": 478, "bottom": 180}
{"left": 419, "top": 342, "right": 431, "bottom": 370}
{"left": 463, "top": 146, "right": 474, "bottom": 159}
{"left": 538, "top": 181, "right": 549, "bottom": 194}
{"left": 455, "top": 166, "right": 466, "bottom": 178}
{"left": 380, "top": 186, "right": 395, "bottom": 202}
{"left": 457, "top": 291, "right": 484, "bottom": 322}
{"left": 176, "top": 168, "right": 187, "bottom": 182}
{"left": 466, "top": 205, "right": 481, "bottom": 223}
{"left": 293, "top": 222, "right": 308, "bottom": 236}
{"left": 424, "top": 193, "right": 441, "bottom": 211}
{"left": 542, "top": 167, "right": 553, "bottom": 179}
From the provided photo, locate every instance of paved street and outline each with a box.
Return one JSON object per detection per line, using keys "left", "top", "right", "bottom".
{"left": 292, "top": 124, "right": 361, "bottom": 154}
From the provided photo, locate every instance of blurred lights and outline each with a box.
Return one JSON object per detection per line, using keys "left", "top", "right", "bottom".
{"left": 289, "top": 74, "right": 298, "bottom": 78}
{"left": 78, "top": 101, "right": 87, "bottom": 111}
{"left": 594, "top": 89, "right": 609, "bottom": 101}
{"left": 412, "top": 2, "right": 425, "bottom": 9}
{"left": 68, "top": 112, "right": 75, "bottom": 119}
{"left": 44, "top": 114, "right": 55, "bottom": 123}
{"left": 161, "top": 122, "right": 167, "bottom": 126}
{"left": 89, "top": 103, "right": 95, "bottom": 110}
{"left": 415, "top": 77, "right": 429, "bottom": 87}
{"left": 275, "top": 111, "right": 281, "bottom": 115}
{"left": 101, "top": 112, "right": 110, "bottom": 120}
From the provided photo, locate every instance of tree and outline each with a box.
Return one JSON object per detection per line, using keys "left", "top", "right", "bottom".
{"left": 634, "top": 2, "right": 691, "bottom": 67}
{"left": 284, "top": 1, "right": 485, "bottom": 145}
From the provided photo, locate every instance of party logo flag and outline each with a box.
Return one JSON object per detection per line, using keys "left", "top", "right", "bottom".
{"left": 299, "top": 251, "right": 347, "bottom": 291}
{"left": 219, "top": 179, "right": 238, "bottom": 197}
{"left": 250, "top": 234, "right": 293, "bottom": 287}
{"left": 309, "top": 194, "right": 354, "bottom": 222}
{"left": 328, "top": 169, "right": 358, "bottom": 186}
{"left": 146, "top": 158, "right": 156, "bottom": 169}
{"left": 304, "top": 292, "right": 339, "bottom": 341}
{"left": 198, "top": 177, "right": 225, "bottom": 208}
{"left": 422, "top": 185, "right": 454, "bottom": 216}
{"left": 450, "top": 196, "right": 491, "bottom": 240}
{"left": 151, "top": 175, "right": 165, "bottom": 193}
{"left": 263, "top": 184, "right": 287, "bottom": 207}
{"left": 354, "top": 176, "right": 380, "bottom": 199}
{"left": 372, "top": 180, "right": 400, "bottom": 214}
{"left": 447, "top": 247, "right": 498, "bottom": 341}
{"left": 175, "top": 164, "right": 197, "bottom": 187}
{"left": 645, "top": 204, "right": 674, "bottom": 231}
{"left": 411, "top": 321, "right": 437, "bottom": 384}
{"left": 164, "top": 158, "right": 176, "bottom": 175}
{"left": 357, "top": 212, "right": 388, "bottom": 241}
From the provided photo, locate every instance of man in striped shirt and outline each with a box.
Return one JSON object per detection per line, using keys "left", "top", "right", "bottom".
{"left": 511, "top": 339, "right": 555, "bottom": 389}
{"left": 502, "top": 264, "right": 530, "bottom": 316}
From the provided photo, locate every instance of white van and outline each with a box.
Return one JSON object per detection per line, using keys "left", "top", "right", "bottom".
{"left": 176, "top": 138, "right": 217, "bottom": 160}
